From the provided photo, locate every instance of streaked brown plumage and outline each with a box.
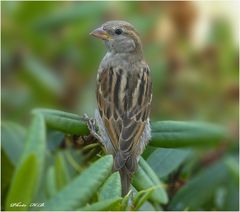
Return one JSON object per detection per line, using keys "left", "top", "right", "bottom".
{"left": 90, "top": 20, "right": 152, "bottom": 196}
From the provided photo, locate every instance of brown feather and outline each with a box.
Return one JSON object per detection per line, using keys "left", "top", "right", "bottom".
{"left": 96, "top": 64, "right": 152, "bottom": 195}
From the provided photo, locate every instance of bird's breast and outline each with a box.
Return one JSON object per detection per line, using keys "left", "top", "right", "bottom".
{"left": 100, "top": 52, "right": 143, "bottom": 71}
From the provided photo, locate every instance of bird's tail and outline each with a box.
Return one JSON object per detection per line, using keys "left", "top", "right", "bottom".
{"left": 114, "top": 153, "right": 138, "bottom": 196}
{"left": 119, "top": 166, "right": 132, "bottom": 197}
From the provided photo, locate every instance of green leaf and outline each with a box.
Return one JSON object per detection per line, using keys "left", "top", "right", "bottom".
{"left": 33, "top": 2, "right": 107, "bottom": 30}
{"left": 150, "top": 121, "right": 226, "bottom": 148}
{"left": 138, "top": 201, "right": 155, "bottom": 211}
{"left": 32, "top": 108, "right": 89, "bottom": 135}
{"left": 44, "top": 155, "right": 113, "bottom": 210}
{"left": 139, "top": 157, "right": 168, "bottom": 204}
{"left": 142, "top": 145, "right": 157, "bottom": 159}
{"left": 1, "top": 122, "right": 26, "bottom": 166}
{"left": 147, "top": 148, "right": 191, "bottom": 177}
{"left": 168, "top": 160, "right": 229, "bottom": 210}
{"left": 78, "top": 197, "right": 122, "bottom": 211}
{"left": 5, "top": 154, "right": 38, "bottom": 211}
{"left": 121, "top": 190, "right": 131, "bottom": 210}
{"left": 45, "top": 166, "right": 58, "bottom": 199}
{"left": 33, "top": 108, "right": 82, "bottom": 120}
{"left": 99, "top": 172, "right": 121, "bottom": 201}
{"left": 21, "top": 114, "right": 46, "bottom": 172}
{"left": 23, "top": 55, "right": 63, "bottom": 96}
{"left": 222, "top": 156, "right": 239, "bottom": 211}
{"left": 5, "top": 114, "right": 46, "bottom": 211}
{"left": 224, "top": 156, "right": 239, "bottom": 183}
{"left": 47, "top": 131, "right": 65, "bottom": 152}
{"left": 132, "top": 187, "right": 155, "bottom": 210}
{"left": 54, "top": 152, "right": 70, "bottom": 190}
{"left": 1, "top": 150, "right": 15, "bottom": 205}
{"left": 132, "top": 159, "right": 168, "bottom": 204}
{"left": 223, "top": 181, "right": 239, "bottom": 211}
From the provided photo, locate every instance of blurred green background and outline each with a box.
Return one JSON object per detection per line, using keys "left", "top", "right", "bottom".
{"left": 1, "top": 1, "right": 239, "bottom": 211}
{"left": 2, "top": 1, "right": 238, "bottom": 125}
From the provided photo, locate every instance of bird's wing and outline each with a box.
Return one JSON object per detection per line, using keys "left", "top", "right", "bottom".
{"left": 96, "top": 64, "right": 152, "bottom": 172}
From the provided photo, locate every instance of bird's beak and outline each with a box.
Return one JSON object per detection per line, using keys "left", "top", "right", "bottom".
{"left": 90, "top": 27, "right": 111, "bottom": 40}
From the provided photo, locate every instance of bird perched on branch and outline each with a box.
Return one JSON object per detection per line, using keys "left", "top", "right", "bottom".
{"left": 89, "top": 20, "right": 152, "bottom": 196}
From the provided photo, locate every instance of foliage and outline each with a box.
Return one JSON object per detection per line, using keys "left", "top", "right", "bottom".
{"left": 5, "top": 114, "right": 46, "bottom": 211}
{"left": 1, "top": 109, "right": 238, "bottom": 211}
{"left": 45, "top": 155, "right": 113, "bottom": 210}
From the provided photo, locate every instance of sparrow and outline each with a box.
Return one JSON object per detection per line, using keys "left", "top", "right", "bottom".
{"left": 89, "top": 20, "right": 152, "bottom": 196}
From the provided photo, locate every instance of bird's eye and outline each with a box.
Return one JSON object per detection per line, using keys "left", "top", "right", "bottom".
{"left": 115, "top": 28, "right": 123, "bottom": 35}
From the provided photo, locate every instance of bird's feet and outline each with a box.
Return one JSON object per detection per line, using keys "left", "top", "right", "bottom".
{"left": 81, "top": 113, "right": 104, "bottom": 144}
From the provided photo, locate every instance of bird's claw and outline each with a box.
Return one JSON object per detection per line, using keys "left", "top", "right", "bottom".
{"left": 81, "top": 113, "right": 96, "bottom": 131}
{"left": 81, "top": 113, "right": 104, "bottom": 144}
{"left": 81, "top": 113, "right": 90, "bottom": 123}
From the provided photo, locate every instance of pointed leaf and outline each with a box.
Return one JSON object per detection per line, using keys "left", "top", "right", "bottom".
{"left": 138, "top": 157, "right": 168, "bottom": 204}
{"left": 132, "top": 161, "right": 168, "bottom": 204}
{"left": 21, "top": 114, "right": 46, "bottom": 173}
{"left": 99, "top": 172, "right": 121, "bottom": 201}
{"left": 44, "top": 155, "right": 113, "bottom": 210}
{"left": 5, "top": 154, "right": 38, "bottom": 211}
{"left": 5, "top": 114, "right": 46, "bottom": 210}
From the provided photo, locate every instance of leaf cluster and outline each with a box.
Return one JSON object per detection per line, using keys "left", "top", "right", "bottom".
{"left": 2, "top": 109, "right": 238, "bottom": 211}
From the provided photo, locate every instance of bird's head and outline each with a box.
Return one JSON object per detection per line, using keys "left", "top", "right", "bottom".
{"left": 90, "top": 20, "right": 143, "bottom": 55}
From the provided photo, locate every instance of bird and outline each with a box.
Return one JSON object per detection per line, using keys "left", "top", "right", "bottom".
{"left": 89, "top": 20, "right": 152, "bottom": 196}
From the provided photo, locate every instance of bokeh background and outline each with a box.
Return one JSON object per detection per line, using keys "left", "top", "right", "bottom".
{"left": 1, "top": 1, "right": 239, "bottom": 211}
{"left": 2, "top": 1, "right": 238, "bottom": 125}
